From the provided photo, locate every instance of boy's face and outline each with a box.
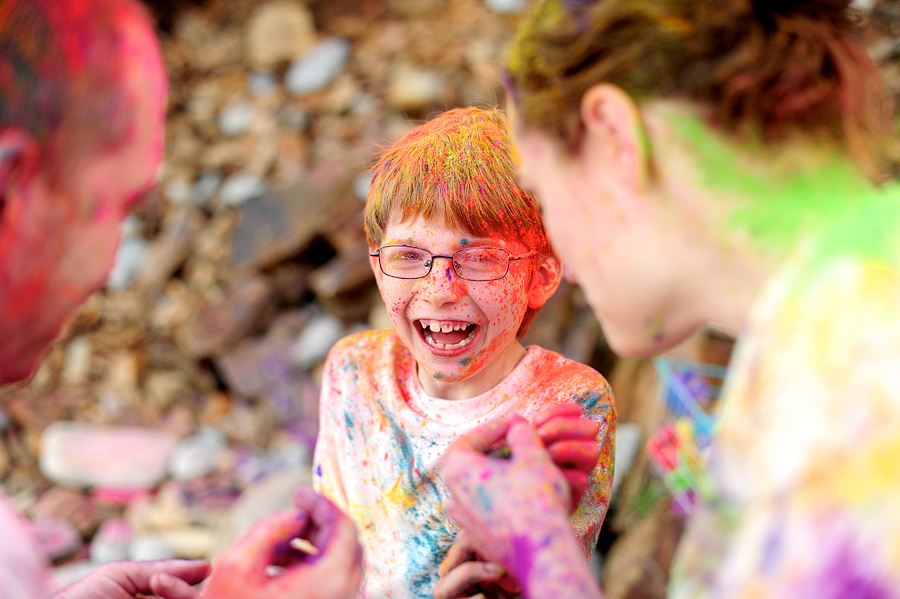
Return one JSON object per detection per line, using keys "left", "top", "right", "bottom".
{"left": 0, "top": 10, "right": 168, "bottom": 383}
{"left": 372, "top": 216, "right": 543, "bottom": 399}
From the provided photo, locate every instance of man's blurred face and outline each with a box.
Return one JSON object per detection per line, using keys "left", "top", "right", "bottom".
{"left": 0, "top": 8, "right": 168, "bottom": 384}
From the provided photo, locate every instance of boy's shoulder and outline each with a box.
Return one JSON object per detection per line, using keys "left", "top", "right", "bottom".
{"left": 327, "top": 328, "right": 410, "bottom": 368}
{"left": 525, "top": 345, "right": 612, "bottom": 396}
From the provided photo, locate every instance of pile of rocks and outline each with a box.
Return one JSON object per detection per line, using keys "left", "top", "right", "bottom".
{"left": 0, "top": 0, "right": 616, "bottom": 585}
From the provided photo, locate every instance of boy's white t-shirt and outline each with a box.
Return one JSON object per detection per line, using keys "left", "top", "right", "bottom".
{"left": 313, "top": 329, "right": 616, "bottom": 599}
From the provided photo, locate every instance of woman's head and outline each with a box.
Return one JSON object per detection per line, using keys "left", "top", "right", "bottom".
{"left": 506, "top": 0, "right": 897, "bottom": 356}
{"left": 505, "top": 0, "right": 895, "bottom": 179}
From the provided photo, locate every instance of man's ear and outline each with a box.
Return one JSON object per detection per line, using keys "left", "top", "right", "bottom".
{"left": 579, "top": 83, "right": 648, "bottom": 192}
{"left": 0, "top": 128, "right": 41, "bottom": 194}
{"left": 528, "top": 255, "right": 563, "bottom": 309}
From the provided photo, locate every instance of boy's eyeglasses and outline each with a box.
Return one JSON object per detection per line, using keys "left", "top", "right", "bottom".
{"left": 370, "top": 245, "right": 536, "bottom": 281}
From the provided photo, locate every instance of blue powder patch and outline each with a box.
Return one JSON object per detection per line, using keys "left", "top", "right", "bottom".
{"left": 459, "top": 357, "right": 472, "bottom": 366}
{"left": 316, "top": 464, "right": 323, "bottom": 476}
{"left": 460, "top": 238, "right": 468, "bottom": 244}
{"left": 433, "top": 372, "right": 444, "bottom": 379}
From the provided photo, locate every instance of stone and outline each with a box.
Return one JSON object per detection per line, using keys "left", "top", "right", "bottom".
{"left": 291, "top": 311, "right": 345, "bottom": 371}
{"left": 129, "top": 535, "right": 176, "bottom": 561}
{"left": 163, "top": 177, "right": 192, "bottom": 205}
{"left": 216, "top": 337, "right": 296, "bottom": 399}
{"left": 106, "top": 224, "right": 148, "bottom": 291}
{"left": 177, "top": 276, "right": 275, "bottom": 359}
{"left": 137, "top": 208, "right": 205, "bottom": 292}
{"left": 217, "top": 101, "right": 255, "bottom": 137}
{"left": 211, "top": 469, "right": 312, "bottom": 559}
{"left": 30, "top": 486, "right": 105, "bottom": 538}
{"left": 484, "top": 0, "right": 526, "bottom": 13}
{"left": 40, "top": 422, "right": 178, "bottom": 489}
{"left": 249, "top": 71, "right": 279, "bottom": 96}
{"left": 168, "top": 427, "right": 228, "bottom": 482}
{"left": 229, "top": 174, "right": 352, "bottom": 271}
{"left": 387, "top": 64, "right": 445, "bottom": 110}
{"left": 61, "top": 337, "right": 92, "bottom": 386}
{"left": 612, "top": 422, "right": 643, "bottom": 499}
{"left": 192, "top": 171, "right": 221, "bottom": 206}
{"left": 308, "top": 242, "right": 375, "bottom": 300}
{"left": 219, "top": 173, "right": 268, "bottom": 207}
{"left": 246, "top": 1, "right": 317, "bottom": 70}
{"left": 31, "top": 516, "right": 82, "bottom": 560}
{"left": 90, "top": 518, "right": 133, "bottom": 564}
{"left": 285, "top": 38, "right": 351, "bottom": 95}
{"left": 145, "top": 370, "right": 191, "bottom": 410}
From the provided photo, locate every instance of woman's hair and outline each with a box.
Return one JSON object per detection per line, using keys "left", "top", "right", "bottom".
{"left": 505, "top": 0, "right": 897, "bottom": 180}
{"left": 365, "top": 106, "right": 555, "bottom": 337}
{"left": 0, "top": 0, "right": 147, "bottom": 178}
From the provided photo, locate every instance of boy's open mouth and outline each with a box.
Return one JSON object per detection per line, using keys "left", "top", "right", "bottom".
{"left": 416, "top": 319, "right": 478, "bottom": 350}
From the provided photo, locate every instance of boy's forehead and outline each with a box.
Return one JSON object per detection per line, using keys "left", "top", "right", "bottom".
{"left": 384, "top": 217, "right": 515, "bottom": 246}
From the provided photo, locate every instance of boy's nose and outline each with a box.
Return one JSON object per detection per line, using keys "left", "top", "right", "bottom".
{"left": 417, "top": 257, "right": 466, "bottom": 306}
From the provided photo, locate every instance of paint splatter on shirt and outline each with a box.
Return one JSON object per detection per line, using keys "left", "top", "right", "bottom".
{"left": 313, "top": 329, "right": 616, "bottom": 599}
{"left": 670, "top": 195, "right": 900, "bottom": 598}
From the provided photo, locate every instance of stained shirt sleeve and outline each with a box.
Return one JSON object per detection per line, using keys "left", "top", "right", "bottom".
{"left": 312, "top": 342, "right": 350, "bottom": 512}
{"left": 570, "top": 375, "right": 617, "bottom": 558}
{"left": 670, "top": 261, "right": 900, "bottom": 598}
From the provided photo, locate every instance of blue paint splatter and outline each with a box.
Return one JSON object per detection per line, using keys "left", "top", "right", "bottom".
{"left": 460, "top": 357, "right": 472, "bottom": 366}
{"left": 316, "top": 464, "right": 323, "bottom": 476}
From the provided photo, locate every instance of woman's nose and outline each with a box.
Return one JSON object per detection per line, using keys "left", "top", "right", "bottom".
{"left": 417, "top": 257, "right": 466, "bottom": 306}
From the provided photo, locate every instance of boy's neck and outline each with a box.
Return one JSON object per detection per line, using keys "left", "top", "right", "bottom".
{"left": 417, "top": 341, "right": 527, "bottom": 400}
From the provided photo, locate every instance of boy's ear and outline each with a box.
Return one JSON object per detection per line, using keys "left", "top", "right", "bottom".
{"left": 0, "top": 128, "right": 42, "bottom": 206}
{"left": 527, "top": 255, "right": 563, "bottom": 309}
{"left": 579, "top": 83, "right": 647, "bottom": 192}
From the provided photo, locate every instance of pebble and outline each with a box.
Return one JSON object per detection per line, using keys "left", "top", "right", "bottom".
{"left": 219, "top": 173, "right": 268, "bottom": 206}
{"left": 353, "top": 171, "right": 373, "bottom": 202}
{"left": 246, "top": 1, "right": 317, "bottom": 70}
{"left": 106, "top": 217, "right": 148, "bottom": 291}
{"left": 61, "top": 337, "right": 92, "bottom": 386}
{"left": 484, "top": 0, "right": 526, "bottom": 13}
{"left": 249, "top": 71, "right": 279, "bottom": 96}
{"left": 129, "top": 535, "right": 176, "bottom": 561}
{"left": 163, "top": 177, "right": 193, "bottom": 205}
{"left": 217, "top": 101, "right": 255, "bottom": 136}
{"left": 193, "top": 171, "right": 221, "bottom": 205}
{"left": 40, "top": 422, "right": 178, "bottom": 489}
{"left": 612, "top": 422, "right": 643, "bottom": 499}
{"left": 90, "top": 518, "right": 134, "bottom": 564}
{"left": 31, "top": 516, "right": 82, "bottom": 560}
{"left": 387, "top": 64, "right": 444, "bottom": 110}
{"left": 285, "top": 38, "right": 351, "bottom": 96}
{"left": 290, "top": 311, "right": 345, "bottom": 370}
{"left": 168, "top": 427, "right": 228, "bottom": 482}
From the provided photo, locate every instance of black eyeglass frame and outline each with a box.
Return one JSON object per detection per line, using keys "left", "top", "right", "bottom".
{"left": 369, "top": 244, "right": 537, "bottom": 281}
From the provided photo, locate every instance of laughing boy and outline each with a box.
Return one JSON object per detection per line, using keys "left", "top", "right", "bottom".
{"left": 312, "top": 107, "right": 616, "bottom": 599}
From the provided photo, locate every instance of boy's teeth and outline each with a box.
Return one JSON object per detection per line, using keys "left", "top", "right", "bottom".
{"left": 441, "top": 323, "right": 452, "bottom": 333}
{"left": 429, "top": 321, "right": 441, "bottom": 332}
{"left": 423, "top": 325, "right": 477, "bottom": 350}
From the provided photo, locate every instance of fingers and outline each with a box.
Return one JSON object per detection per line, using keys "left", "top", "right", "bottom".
{"left": 440, "top": 531, "right": 476, "bottom": 577}
{"left": 537, "top": 417, "right": 598, "bottom": 445}
{"left": 433, "top": 561, "right": 505, "bottom": 599}
{"left": 449, "top": 419, "right": 509, "bottom": 455}
{"left": 547, "top": 439, "right": 600, "bottom": 473}
{"left": 222, "top": 509, "right": 310, "bottom": 575}
{"left": 532, "top": 402, "right": 583, "bottom": 427}
{"left": 150, "top": 572, "right": 202, "bottom": 599}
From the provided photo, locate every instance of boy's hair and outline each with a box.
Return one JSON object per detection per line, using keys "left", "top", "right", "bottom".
{"left": 365, "top": 107, "right": 555, "bottom": 338}
{"left": 0, "top": 0, "right": 148, "bottom": 182}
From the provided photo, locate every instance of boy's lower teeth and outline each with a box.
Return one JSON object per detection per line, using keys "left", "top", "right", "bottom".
{"left": 425, "top": 328, "right": 475, "bottom": 349}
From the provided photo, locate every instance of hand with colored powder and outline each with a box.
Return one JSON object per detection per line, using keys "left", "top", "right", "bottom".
{"left": 52, "top": 560, "right": 211, "bottom": 599}
{"left": 200, "top": 487, "right": 363, "bottom": 599}
{"left": 433, "top": 528, "right": 520, "bottom": 599}
{"left": 533, "top": 402, "right": 601, "bottom": 512}
{"left": 442, "top": 417, "right": 605, "bottom": 599}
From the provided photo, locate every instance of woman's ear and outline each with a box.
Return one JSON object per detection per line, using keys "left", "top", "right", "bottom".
{"left": 528, "top": 255, "right": 563, "bottom": 309}
{"left": 579, "top": 83, "right": 648, "bottom": 192}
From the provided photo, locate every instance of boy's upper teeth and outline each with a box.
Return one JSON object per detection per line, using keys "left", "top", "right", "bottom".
{"left": 421, "top": 319, "right": 469, "bottom": 332}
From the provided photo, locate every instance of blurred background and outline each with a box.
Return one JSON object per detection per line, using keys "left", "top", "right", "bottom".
{"left": 2, "top": 0, "right": 900, "bottom": 596}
